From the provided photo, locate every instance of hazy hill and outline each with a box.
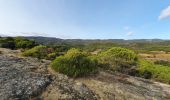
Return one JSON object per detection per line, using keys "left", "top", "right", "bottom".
{"left": 24, "top": 36, "right": 168, "bottom": 45}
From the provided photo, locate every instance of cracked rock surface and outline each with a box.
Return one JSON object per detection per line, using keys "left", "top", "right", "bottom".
{"left": 77, "top": 71, "right": 170, "bottom": 100}
{"left": 0, "top": 48, "right": 98, "bottom": 100}
{"left": 0, "top": 54, "right": 51, "bottom": 100}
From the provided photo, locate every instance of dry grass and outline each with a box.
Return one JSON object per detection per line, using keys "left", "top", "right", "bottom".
{"left": 139, "top": 52, "right": 170, "bottom": 61}
{"left": 139, "top": 53, "right": 154, "bottom": 58}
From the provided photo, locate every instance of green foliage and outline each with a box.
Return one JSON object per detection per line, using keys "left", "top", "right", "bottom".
{"left": 126, "top": 42, "right": 170, "bottom": 53}
{"left": 46, "top": 52, "right": 57, "bottom": 60}
{"left": 154, "top": 60, "right": 170, "bottom": 67}
{"left": 97, "top": 47, "right": 138, "bottom": 72}
{"left": 22, "top": 45, "right": 48, "bottom": 59}
{"left": 138, "top": 60, "right": 170, "bottom": 84}
{"left": 4, "top": 37, "right": 14, "bottom": 41}
{"left": 51, "top": 48, "right": 98, "bottom": 77}
{"left": 0, "top": 37, "right": 36, "bottom": 49}
{"left": 82, "top": 42, "right": 119, "bottom": 52}
{"left": 15, "top": 37, "right": 36, "bottom": 49}
{"left": 1, "top": 41, "right": 16, "bottom": 50}
{"left": 52, "top": 45, "right": 71, "bottom": 52}
{"left": 0, "top": 37, "right": 16, "bottom": 49}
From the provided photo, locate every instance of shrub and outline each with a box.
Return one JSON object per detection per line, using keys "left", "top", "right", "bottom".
{"left": 51, "top": 48, "right": 98, "bottom": 77}
{"left": 142, "top": 70, "right": 152, "bottom": 79}
{"left": 0, "top": 37, "right": 36, "bottom": 49}
{"left": 128, "top": 68, "right": 140, "bottom": 76}
{"left": 46, "top": 52, "right": 57, "bottom": 60}
{"left": 97, "top": 47, "right": 137, "bottom": 72}
{"left": 154, "top": 60, "right": 170, "bottom": 67}
{"left": 16, "top": 40, "right": 36, "bottom": 49}
{"left": 15, "top": 37, "right": 37, "bottom": 49}
{"left": 4, "top": 37, "right": 14, "bottom": 41}
{"left": 22, "top": 45, "right": 48, "bottom": 59}
{"left": 0, "top": 37, "right": 16, "bottom": 49}
{"left": 138, "top": 60, "right": 170, "bottom": 83}
{"left": 1, "top": 41, "right": 16, "bottom": 50}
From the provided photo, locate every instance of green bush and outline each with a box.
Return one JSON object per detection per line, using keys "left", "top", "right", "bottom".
{"left": 46, "top": 52, "right": 57, "bottom": 60}
{"left": 1, "top": 41, "right": 16, "bottom": 50}
{"left": 51, "top": 48, "right": 98, "bottom": 77}
{"left": 97, "top": 47, "right": 137, "bottom": 72}
{"left": 22, "top": 45, "right": 48, "bottom": 59}
{"left": 0, "top": 37, "right": 16, "bottom": 49}
{"left": 15, "top": 37, "right": 36, "bottom": 49}
{"left": 138, "top": 60, "right": 170, "bottom": 84}
{"left": 0, "top": 37, "right": 36, "bottom": 49}
{"left": 154, "top": 60, "right": 170, "bottom": 67}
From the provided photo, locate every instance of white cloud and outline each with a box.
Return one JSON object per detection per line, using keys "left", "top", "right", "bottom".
{"left": 124, "top": 26, "right": 134, "bottom": 36}
{"left": 159, "top": 6, "right": 170, "bottom": 20}
{"left": 0, "top": 33, "right": 8, "bottom": 37}
{"left": 0, "top": 32, "right": 48, "bottom": 37}
{"left": 20, "top": 32, "right": 47, "bottom": 36}
{"left": 127, "top": 31, "right": 133, "bottom": 36}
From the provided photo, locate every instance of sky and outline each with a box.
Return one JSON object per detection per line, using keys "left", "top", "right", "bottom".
{"left": 0, "top": 0, "right": 170, "bottom": 39}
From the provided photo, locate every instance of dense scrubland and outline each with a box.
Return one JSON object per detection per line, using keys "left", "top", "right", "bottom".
{"left": 1, "top": 36, "right": 170, "bottom": 84}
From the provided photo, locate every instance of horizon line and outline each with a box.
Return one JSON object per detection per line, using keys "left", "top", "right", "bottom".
{"left": 1, "top": 35, "right": 170, "bottom": 40}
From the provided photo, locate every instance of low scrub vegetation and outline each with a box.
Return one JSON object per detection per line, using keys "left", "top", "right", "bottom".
{"left": 15, "top": 37, "right": 37, "bottom": 49}
{"left": 22, "top": 45, "right": 63, "bottom": 60}
{"left": 138, "top": 60, "right": 170, "bottom": 84}
{"left": 22, "top": 45, "right": 49, "bottom": 59}
{"left": 0, "top": 37, "right": 16, "bottom": 49}
{"left": 154, "top": 60, "right": 170, "bottom": 67}
{"left": 46, "top": 52, "right": 58, "bottom": 60}
{"left": 0, "top": 37, "right": 36, "bottom": 49}
{"left": 1, "top": 36, "right": 170, "bottom": 84}
{"left": 51, "top": 48, "right": 98, "bottom": 77}
{"left": 97, "top": 47, "right": 138, "bottom": 73}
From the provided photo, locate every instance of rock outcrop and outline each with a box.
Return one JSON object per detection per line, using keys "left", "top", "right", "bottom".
{"left": 0, "top": 54, "right": 51, "bottom": 99}
{"left": 0, "top": 48, "right": 97, "bottom": 100}
{"left": 77, "top": 71, "right": 170, "bottom": 100}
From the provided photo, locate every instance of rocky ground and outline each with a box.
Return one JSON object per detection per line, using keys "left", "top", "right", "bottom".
{"left": 0, "top": 48, "right": 170, "bottom": 100}
{"left": 0, "top": 48, "right": 98, "bottom": 100}
{"left": 77, "top": 71, "right": 170, "bottom": 100}
{"left": 0, "top": 49, "right": 51, "bottom": 100}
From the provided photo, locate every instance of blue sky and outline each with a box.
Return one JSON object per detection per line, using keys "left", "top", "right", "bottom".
{"left": 0, "top": 0, "right": 170, "bottom": 39}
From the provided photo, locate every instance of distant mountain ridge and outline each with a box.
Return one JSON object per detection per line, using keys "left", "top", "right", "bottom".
{"left": 1, "top": 35, "right": 169, "bottom": 45}
{"left": 23, "top": 36, "right": 169, "bottom": 45}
